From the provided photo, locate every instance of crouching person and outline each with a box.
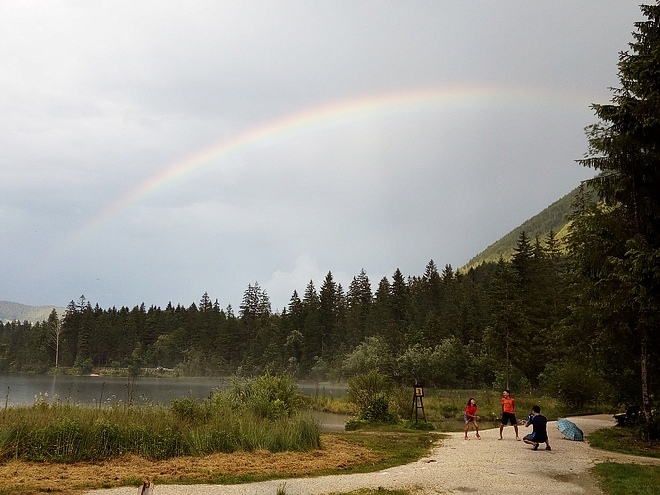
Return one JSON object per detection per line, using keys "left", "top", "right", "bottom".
{"left": 523, "top": 405, "right": 551, "bottom": 451}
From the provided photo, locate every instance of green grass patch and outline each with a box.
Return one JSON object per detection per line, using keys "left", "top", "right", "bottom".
{"left": 0, "top": 403, "right": 320, "bottom": 462}
{"left": 588, "top": 426, "right": 660, "bottom": 495}
{"left": 593, "top": 462, "right": 660, "bottom": 495}
{"left": 589, "top": 427, "right": 660, "bottom": 458}
{"left": 334, "top": 428, "right": 440, "bottom": 474}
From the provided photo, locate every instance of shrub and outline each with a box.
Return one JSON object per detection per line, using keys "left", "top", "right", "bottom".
{"left": 541, "top": 362, "right": 609, "bottom": 411}
{"left": 344, "top": 418, "right": 363, "bottom": 431}
{"left": 213, "top": 372, "right": 303, "bottom": 420}
{"left": 347, "top": 371, "right": 398, "bottom": 424}
{"left": 390, "top": 386, "right": 414, "bottom": 419}
{"left": 639, "top": 418, "right": 660, "bottom": 442}
{"left": 402, "top": 420, "right": 435, "bottom": 430}
{"left": 342, "top": 337, "right": 394, "bottom": 377}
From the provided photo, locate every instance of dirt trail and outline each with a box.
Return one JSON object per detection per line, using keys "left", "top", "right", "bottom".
{"left": 86, "top": 414, "right": 660, "bottom": 495}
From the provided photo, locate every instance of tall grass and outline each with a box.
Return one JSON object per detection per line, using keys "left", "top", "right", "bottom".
{"left": 325, "top": 385, "right": 607, "bottom": 432}
{"left": 0, "top": 373, "right": 320, "bottom": 463}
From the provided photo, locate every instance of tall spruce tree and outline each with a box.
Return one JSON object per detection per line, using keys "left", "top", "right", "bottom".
{"left": 346, "top": 269, "right": 373, "bottom": 346}
{"left": 319, "top": 271, "right": 339, "bottom": 359}
{"left": 488, "top": 257, "right": 531, "bottom": 387}
{"left": 571, "top": 3, "right": 660, "bottom": 421}
{"left": 301, "top": 280, "right": 321, "bottom": 370}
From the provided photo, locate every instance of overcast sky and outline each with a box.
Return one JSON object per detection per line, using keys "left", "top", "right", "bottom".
{"left": 0, "top": 1, "right": 644, "bottom": 312}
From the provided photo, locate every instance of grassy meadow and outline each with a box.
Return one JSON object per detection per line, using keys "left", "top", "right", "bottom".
{"left": 2, "top": 375, "right": 658, "bottom": 495}
{"left": 0, "top": 374, "right": 320, "bottom": 462}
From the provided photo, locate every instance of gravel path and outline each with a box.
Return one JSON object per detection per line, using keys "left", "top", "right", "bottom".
{"left": 87, "top": 415, "right": 660, "bottom": 495}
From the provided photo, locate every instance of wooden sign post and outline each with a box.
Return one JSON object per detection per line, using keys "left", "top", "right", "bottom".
{"left": 411, "top": 382, "right": 426, "bottom": 422}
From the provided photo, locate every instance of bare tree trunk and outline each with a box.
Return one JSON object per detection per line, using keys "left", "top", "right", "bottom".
{"left": 640, "top": 327, "right": 653, "bottom": 422}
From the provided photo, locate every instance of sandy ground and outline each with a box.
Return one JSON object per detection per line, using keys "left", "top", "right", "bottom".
{"left": 85, "top": 415, "right": 660, "bottom": 495}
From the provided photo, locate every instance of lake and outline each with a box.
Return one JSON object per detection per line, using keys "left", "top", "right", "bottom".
{"left": 0, "top": 374, "right": 350, "bottom": 431}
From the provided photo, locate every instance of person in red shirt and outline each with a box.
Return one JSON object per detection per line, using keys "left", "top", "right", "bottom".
{"left": 499, "top": 389, "right": 520, "bottom": 440}
{"left": 464, "top": 397, "right": 481, "bottom": 440}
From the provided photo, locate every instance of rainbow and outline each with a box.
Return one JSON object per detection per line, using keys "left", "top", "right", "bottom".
{"left": 58, "top": 84, "right": 595, "bottom": 253}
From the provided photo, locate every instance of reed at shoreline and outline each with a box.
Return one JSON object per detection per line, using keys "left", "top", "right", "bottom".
{"left": 0, "top": 373, "right": 320, "bottom": 463}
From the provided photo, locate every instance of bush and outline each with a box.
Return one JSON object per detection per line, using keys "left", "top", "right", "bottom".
{"left": 639, "top": 418, "right": 660, "bottom": 442}
{"left": 402, "top": 420, "right": 435, "bottom": 430}
{"left": 347, "top": 371, "right": 398, "bottom": 424}
{"left": 342, "top": 337, "right": 394, "bottom": 377}
{"left": 213, "top": 372, "right": 303, "bottom": 420}
{"left": 390, "top": 386, "right": 414, "bottom": 419}
{"left": 541, "top": 362, "right": 610, "bottom": 411}
{"left": 344, "top": 418, "right": 366, "bottom": 431}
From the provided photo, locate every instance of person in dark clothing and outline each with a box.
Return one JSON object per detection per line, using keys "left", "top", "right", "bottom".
{"left": 523, "top": 405, "right": 552, "bottom": 451}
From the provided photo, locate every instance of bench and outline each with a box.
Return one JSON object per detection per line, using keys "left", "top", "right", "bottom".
{"left": 614, "top": 405, "right": 640, "bottom": 426}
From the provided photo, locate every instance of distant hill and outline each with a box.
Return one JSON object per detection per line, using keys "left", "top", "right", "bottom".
{"left": 461, "top": 185, "right": 583, "bottom": 270}
{"left": 0, "top": 301, "right": 66, "bottom": 324}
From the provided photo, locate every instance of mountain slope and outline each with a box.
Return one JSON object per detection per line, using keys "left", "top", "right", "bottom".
{"left": 461, "top": 185, "right": 582, "bottom": 270}
{"left": 0, "top": 301, "right": 65, "bottom": 323}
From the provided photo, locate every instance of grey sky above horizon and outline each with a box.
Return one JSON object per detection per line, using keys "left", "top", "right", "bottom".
{"left": 1, "top": 1, "right": 643, "bottom": 311}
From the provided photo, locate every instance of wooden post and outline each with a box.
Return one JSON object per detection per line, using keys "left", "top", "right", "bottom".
{"left": 410, "top": 382, "right": 426, "bottom": 422}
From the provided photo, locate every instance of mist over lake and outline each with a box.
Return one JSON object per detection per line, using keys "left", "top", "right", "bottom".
{"left": 0, "top": 374, "right": 346, "bottom": 408}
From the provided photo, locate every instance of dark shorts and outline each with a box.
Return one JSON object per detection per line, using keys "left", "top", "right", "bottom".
{"left": 464, "top": 415, "right": 476, "bottom": 423}
{"left": 524, "top": 432, "right": 548, "bottom": 443}
{"left": 501, "top": 412, "right": 517, "bottom": 425}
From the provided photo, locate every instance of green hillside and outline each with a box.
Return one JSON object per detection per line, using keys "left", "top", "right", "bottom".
{"left": 461, "top": 185, "right": 583, "bottom": 270}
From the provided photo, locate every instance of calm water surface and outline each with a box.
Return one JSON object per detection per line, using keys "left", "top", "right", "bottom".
{"left": 0, "top": 374, "right": 349, "bottom": 430}
{"left": 0, "top": 374, "right": 346, "bottom": 406}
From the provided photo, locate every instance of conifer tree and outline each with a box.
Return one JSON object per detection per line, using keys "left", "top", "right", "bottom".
{"left": 301, "top": 280, "right": 321, "bottom": 370}
{"left": 319, "top": 271, "right": 339, "bottom": 359}
{"left": 346, "top": 269, "right": 373, "bottom": 346}
{"left": 488, "top": 257, "right": 532, "bottom": 387}
{"left": 571, "top": 2, "right": 660, "bottom": 421}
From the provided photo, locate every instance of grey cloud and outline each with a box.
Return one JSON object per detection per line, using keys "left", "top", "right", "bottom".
{"left": 0, "top": 1, "right": 643, "bottom": 309}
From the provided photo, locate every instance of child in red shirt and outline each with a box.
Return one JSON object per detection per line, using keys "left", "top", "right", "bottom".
{"left": 464, "top": 397, "right": 481, "bottom": 440}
